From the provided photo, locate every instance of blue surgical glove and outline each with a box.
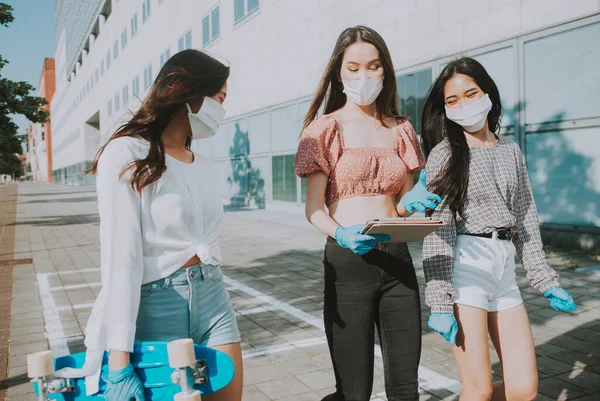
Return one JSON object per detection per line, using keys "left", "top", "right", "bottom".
{"left": 334, "top": 224, "right": 390, "bottom": 255}
{"left": 544, "top": 286, "right": 577, "bottom": 313}
{"left": 428, "top": 313, "right": 458, "bottom": 346}
{"left": 400, "top": 169, "right": 442, "bottom": 214}
{"left": 105, "top": 364, "right": 146, "bottom": 401}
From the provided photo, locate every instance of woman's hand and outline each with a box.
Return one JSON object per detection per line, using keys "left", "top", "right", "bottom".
{"left": 334, "top": 224, "right": 390, "bottom": 255}
{"left": 400, "top": 170, "right": 442, "bottom": 214}
{"left": 105, "top": 364, "right": 146, "bottom": 401}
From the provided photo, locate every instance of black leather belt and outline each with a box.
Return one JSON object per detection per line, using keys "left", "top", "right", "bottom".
{"left": 463, "top": 229, "right": 512, "bottom": 241}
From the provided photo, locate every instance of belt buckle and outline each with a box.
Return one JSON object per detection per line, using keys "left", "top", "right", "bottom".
{"left": 497, "top": 230, "right": 511, "bottom": 241}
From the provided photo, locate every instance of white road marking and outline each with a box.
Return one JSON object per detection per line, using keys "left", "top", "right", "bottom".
{"left": 224, "top": 274, "right": 462, "bottom": 396}
{"left": 38, "top": 271, "right": 461, "bottom": 396}
{"left": 50, "top": 282, "right": 101, "bottom": 291}
{"left": 37, "top": 273, "right": 70, "bottom": 357}
{"left": 44, "top": 267, "right": 100, "bottom": 275}
{"left": 242, "top": 336, "right": 327, "bottom": 359}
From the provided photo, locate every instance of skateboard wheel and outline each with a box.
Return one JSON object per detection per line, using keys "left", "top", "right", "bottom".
{"left": 167, "top": 339, "right": 196, "bottom": 368}
{"left": 174, "top": 390, "right": 202, "bottom": 401}
{"left": 27, "top": 351, "right": 55, "bottom": 378}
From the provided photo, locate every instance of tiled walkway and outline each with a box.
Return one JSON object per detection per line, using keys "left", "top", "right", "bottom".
{"left": 3, "top": 183, "right": 600, "bottom": 400}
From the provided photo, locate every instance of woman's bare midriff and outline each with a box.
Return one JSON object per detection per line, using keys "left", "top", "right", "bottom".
{"left": 329, "top": 194, "right": 399, "bottom": 227}
{"left": 181, "top": 255, "right": 202, "bottom": 269}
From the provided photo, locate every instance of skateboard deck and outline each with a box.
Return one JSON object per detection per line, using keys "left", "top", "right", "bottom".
{"left": 33, "top": 341, "right": 234, "bottom": 400}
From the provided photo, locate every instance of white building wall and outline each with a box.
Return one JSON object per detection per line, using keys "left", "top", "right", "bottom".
{"left": 50, "top": 0, "right": 600, "bottom": 230}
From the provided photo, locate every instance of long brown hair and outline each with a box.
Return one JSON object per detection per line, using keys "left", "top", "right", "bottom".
{"left": 87, "top": 49, "right": 229, "bottom": 192}
{"left": 303, "top": 26, "right": 402, "bottom": 130}
{"left": 422, "top": 57, "right": 502, "bottom": 218}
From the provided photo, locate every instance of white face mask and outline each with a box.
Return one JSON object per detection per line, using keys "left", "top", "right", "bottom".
{"left": 445, "top": 93, "right": 492, "bottom": 133}
{"left": 342, "top": 77, "right": 384, "bottom": 106}
{"left": 187, "top": 96, "right": 226, "bottom": 140}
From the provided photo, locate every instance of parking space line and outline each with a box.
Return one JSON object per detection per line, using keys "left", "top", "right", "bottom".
{"left": 37, "top": 273, "right": 70, "bottom": 357}
{"left": 224, "top": 274, "right": 461, "bottom": 396}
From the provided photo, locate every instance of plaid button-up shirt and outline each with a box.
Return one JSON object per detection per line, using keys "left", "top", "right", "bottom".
{"left": 423, "top": 137, "right": 560, "bottom": 314}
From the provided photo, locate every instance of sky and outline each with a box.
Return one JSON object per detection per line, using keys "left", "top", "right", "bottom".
{"left": 0, "top": 0, "right": 55, "bottom": 136}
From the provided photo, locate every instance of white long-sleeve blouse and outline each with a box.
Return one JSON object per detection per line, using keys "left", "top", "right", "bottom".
{"left": 58, "top": 136, "right": 224, "bottom": 394}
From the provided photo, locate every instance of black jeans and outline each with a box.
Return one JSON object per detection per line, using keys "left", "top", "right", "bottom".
{"left": 321, "top": 238, "right": 422, "bottom": 401}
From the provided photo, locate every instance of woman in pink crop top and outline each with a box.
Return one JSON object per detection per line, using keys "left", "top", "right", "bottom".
{"left": 294, "top": 26, "right": 440, "bottom": 401}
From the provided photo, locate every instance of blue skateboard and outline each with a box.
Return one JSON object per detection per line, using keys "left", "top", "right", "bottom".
{"left": 28, "top": 339, "right": 234, "bottom": 400}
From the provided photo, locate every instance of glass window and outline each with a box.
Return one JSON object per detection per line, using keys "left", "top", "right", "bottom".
{"left": 95, "top": 68, "right": 99, "bottom": 83}
{"left": 396, "top": 68, "right": 432, "bottom": 136}
{"left": 525, "top": 127, "right": 600, "bottom": 227}
{"left": 270, "top": 103, "right": 299, "bottom": 152}
{"left": 185, "top": 30, "right": 192, "bottom": 49}
{"left": 202, "top": 16, "right": 210, "bottom": 47}
{"left": 106, "top": 52, "right": 111, "bottom": 69}
{"left": 114, "top": 92, "right": 120, "bottom": 111}
{"left": 248, "top": 0, "right": 259, "bottom": 13}
{"left": 142, "top": 0, "right": 151, "bottom": 22}
{"left": 235, "top": 0, "right": 258, "bottom": 23}
{"left": 524, "top": 21, "right": 600, "bottom": 124}
{"left": 132, "top": 76, "right": 140, "bottom": 96}
{"left": 113, "top": 41, "right": 119, "bottom": 59}
{"left": 272, "top": 155, "right": 297, "bottom": 202}
{"left": 101, "top": 60, "right": 105, "bottom": 75}
{"left": 131, "top": 14, "right": 138, "bottom": 36}
{"left": 123, "top": 85, "right": 129, "bottom": 106}
{"left": 179, "top": 30, "right": 192, "bottom": 51}
{"left": 212, "top": 7, "right": 220, "bottom": 39}
{"left": 471, "top": 47, "right": 517, "bottom": 133}
{"left": 203, "top": 7, "right": 220, "bottom": 47}
{"left": 301, "top": 178, "right": 307, "bottom": 203}
{"left": 121, "top": 29, "right": 128, "bottom": 49}
{"left": 247, "top": 112, "right": 270, "bottom": 154}
{"left": 107, "top": 99, "right": 113, "bottom": 116}
{"left": 234, "top": 0, "right": 245, "bottom": 22}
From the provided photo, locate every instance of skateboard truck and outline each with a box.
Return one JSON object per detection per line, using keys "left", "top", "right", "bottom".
{"left": 168, "top": 339, "right": 206, "bottom": 401}
{"left": 27, "top": 351, "right": 76, "bottom": 401}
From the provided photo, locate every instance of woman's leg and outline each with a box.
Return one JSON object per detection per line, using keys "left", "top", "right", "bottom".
{"left": 376, "top": 243, "right": 421, "bottom": 401}
{"left": 453, "top": 304, "right": 494, "bottom": 401}
{"left": 203, "top": 342, "right": 243, "bottom": 401}
{"left": 322, "top": 238, "right": 380, "bottom": 401}
{"left": 488, "top": 305, "right": 538, "bottom": 401}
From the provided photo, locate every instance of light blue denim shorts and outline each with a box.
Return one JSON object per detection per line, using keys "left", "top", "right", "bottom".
{"left": 135, "top": 263, "right": 240, "bottom": 347}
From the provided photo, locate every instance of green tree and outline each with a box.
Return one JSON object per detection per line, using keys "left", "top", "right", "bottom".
{"left": 0, "top": 3, "right": 49, "bottom": 177}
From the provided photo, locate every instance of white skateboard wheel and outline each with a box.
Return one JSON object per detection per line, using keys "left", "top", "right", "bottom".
{"left": 167, "top": 339, "right": 196, "bottom": 368}
{"left": 174, "top": 390, "right": 202, "bottom": 401}
{"left": 27, "top": 351, "right": 55, "bottom": 378}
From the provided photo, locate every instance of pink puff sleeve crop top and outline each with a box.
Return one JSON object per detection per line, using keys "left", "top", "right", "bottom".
{"left": 295, "top": 114, "right": 425, "bottom": 207}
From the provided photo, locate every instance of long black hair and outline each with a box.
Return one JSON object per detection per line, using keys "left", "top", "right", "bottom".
{"left": 421, "top": 57, "right": 502, "bottom": 218}
{"left": 87, "top": 49, "right": 229, "bottom": 192}
{"left": 303, "top": 26, "right": 403, "bottom": 130}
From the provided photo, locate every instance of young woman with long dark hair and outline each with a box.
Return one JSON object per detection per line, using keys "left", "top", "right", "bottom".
{"left": 73, "top": 49, "right": 243, "bottom": 401}
{"left": 422, "top": 57, "right": 576, "bottom": 401}
{"left": 295, "top": 26, "right": 440, "bottom": 401}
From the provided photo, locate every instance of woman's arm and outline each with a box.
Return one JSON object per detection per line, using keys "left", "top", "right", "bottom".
{"left": 93, "top": 141, "right": 145, "bottom": 370}
{"left": 304, "top": 171, "right": 340, "bottom": 237}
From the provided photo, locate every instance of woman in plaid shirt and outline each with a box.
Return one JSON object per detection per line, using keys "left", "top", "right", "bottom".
{"left": 421, "top": 57, "right": 577, "bottom": 401}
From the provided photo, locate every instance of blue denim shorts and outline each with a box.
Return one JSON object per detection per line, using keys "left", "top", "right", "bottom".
{"left": 135, "top": 263, "right": 240, "bottom": 347}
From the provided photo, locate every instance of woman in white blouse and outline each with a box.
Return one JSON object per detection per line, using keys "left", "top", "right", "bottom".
{"left": 79, "top": 49, "right": 242, "bottom": 400}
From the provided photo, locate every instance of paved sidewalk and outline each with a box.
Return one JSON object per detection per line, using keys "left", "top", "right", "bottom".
{"left": 2, "top": 183, "right": 600, "bottom": 400}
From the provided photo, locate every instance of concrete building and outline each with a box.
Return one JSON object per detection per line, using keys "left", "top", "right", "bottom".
{"left": 28, "top": 58, "right": 56, "bottom": 182}
{"left": 50, "top": 0, "right": 600, "bottom": 246}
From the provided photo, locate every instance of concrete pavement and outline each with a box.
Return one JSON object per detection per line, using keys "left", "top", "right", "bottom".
{"left": 1, "top": 182, "right": 599, "bottom": 401}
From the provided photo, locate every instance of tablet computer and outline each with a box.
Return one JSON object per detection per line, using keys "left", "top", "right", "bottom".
{"left": 360, "top": 217, "right": 445, "bottom": 243}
